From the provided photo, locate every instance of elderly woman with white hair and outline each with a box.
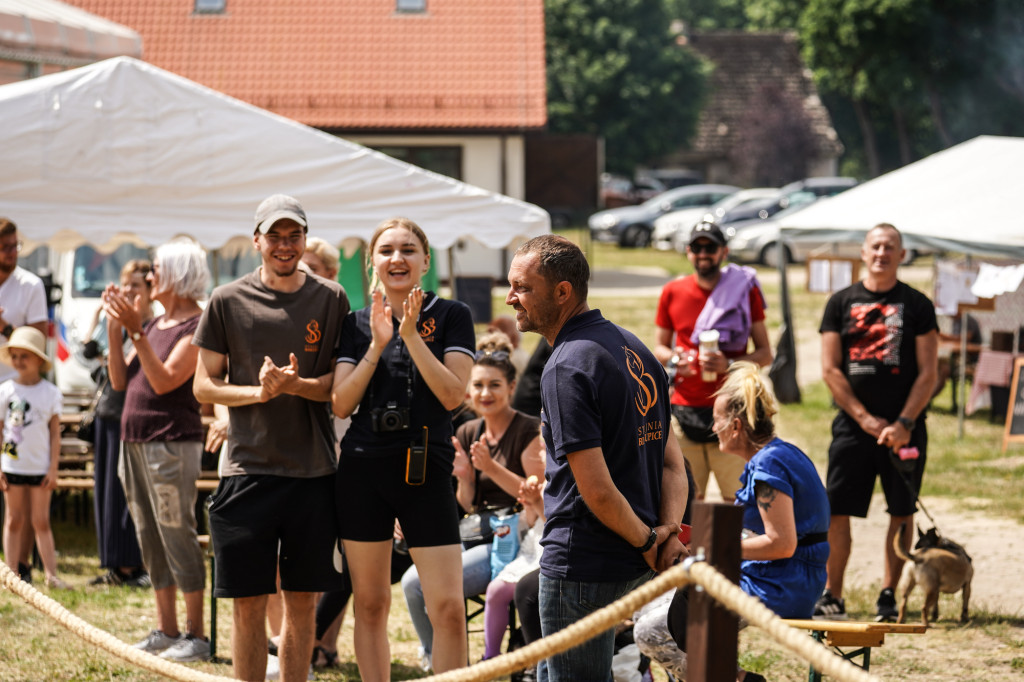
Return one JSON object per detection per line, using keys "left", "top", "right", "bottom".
{"left": 103, "top": 238, "right": 212, "bottom": 663}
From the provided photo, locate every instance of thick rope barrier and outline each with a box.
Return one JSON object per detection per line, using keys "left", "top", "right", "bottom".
{"left": 422, "top": 559, "right": 881, "bottom": 682}
{"left": 3, "top": 557, "right": 880, "bottom": 682}
{"left": 0, "top": 561, "right": 234, "bottom": 682}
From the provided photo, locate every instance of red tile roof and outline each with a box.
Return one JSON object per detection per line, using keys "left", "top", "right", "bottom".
{"left": 62, "top": 0, "right": 548, "bottom": 130}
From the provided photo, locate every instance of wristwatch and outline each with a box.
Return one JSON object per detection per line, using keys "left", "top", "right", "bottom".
{"left": 1, "top": 323, "right": 12, "bottom": 338}
{"left": 896, "top": 416, "right": 915, "bottom": 432}
{"left": 636, "top": 527, "right": 658, "bottom": 554}
{"left": 130, "top": 330, "right": 143, "bottom": 342}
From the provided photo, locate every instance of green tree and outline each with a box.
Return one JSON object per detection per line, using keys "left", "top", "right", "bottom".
{"left": 545, "top": 0, "right": 709, "bottom": 174}
{"left": 799, "top": 0, "right": 1023, "bottom": 176}
{"left": 664, "top": 0, "right": 748, "bottom": 30}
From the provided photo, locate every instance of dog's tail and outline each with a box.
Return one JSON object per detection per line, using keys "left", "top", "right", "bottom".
{"left": 893, "top": 523, "right": 918, "bottom": 564}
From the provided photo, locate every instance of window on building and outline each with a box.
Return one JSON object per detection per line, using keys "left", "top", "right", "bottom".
{"left": 374, "top": 146, "right": 462, "bottom": 180}
{"left": 395, "top": 0, "right": 427, "bottom": 13}
{"left": 194, "top": 0, "right": 226, "bottom": 14}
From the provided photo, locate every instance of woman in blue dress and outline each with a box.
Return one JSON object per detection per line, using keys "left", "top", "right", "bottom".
{"left": 637, "top": 361, "right": 829, "bottom": 681}
{"left": 715, "top": 361, "right": 830, "bottom": 619}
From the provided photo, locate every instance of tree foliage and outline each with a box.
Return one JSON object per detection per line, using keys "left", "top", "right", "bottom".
{"left": 794, "top": 0, "right": 1024, "bottom": 175}
{"left": 545, "top": 0, "right": 709, "bottom": 173}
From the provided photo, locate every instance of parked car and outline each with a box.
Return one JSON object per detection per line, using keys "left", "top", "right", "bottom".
{"left": 636, "top": 168, "right": 703, "bottom": 190}
{"left": 650, "top": 188, "right": 780, "bottom": 252}
{"left": 726, "top": 197, "right": 932, "bottom": 267}
{"left": 589, "top": 184, "right": 739, "bottom": 248}
{"left": 717, "top": 176, "right": 858, "bottom": 225}
{"left": 599, "top": 173, "right": 666, "bottom": 209}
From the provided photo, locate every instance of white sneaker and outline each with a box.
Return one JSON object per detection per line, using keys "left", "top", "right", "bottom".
{"left": 159, "top": 634, "right": 211, "bottom": 662}
{"left": 265, "top": 653, "right": 313, "bottom": 681}
{"left": 265, "top": 653, "right": 280, "bottom": 680}
{"left": 418, "top": 646, "right": 432, "bottom": 672}
{"left": 134, "top": 629, "right": 183, "bottom": 654}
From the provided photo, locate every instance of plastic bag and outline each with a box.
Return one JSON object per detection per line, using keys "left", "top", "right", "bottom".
{"left": 489, "top": 511, "right": 520, "bottom": 580}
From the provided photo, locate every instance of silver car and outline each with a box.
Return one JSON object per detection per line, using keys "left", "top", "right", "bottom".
{"left": 650, "top": 188, "right": 781, "bottom": 252}
{"left": 588, "top": 184, "right": 739, "bottom": 248}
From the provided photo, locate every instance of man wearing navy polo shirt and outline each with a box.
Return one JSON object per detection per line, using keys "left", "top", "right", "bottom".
{"left": 506, "top": 235, "right": 689, "bottom": 682}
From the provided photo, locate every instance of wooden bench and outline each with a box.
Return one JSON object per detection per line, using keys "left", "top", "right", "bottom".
{"left": 784, "top": 619, "right": 926, "bottom": 681}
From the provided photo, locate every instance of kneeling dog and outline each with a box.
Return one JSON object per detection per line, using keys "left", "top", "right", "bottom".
{"left": 894, "top": 524, "right": 973, "bottom": 627}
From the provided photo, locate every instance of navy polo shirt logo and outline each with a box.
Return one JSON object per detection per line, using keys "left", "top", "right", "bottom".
{"left": 624, "top": 347, "right": 657, "bottom": 417}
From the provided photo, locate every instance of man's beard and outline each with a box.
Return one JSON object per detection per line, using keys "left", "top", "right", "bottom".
{"left": 695, "top": 260, "right": 721, "bottom": 278}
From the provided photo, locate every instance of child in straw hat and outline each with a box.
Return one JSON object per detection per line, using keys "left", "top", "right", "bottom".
{"left": 1, "top": 326, "right": 68, "bottom": 589}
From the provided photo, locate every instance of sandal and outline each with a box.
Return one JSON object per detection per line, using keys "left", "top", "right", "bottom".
{"left": 312, "top": 645, "right": 339, "bottom": 668}
{"left": 46, "top": 575, "right": 71, "bottom": 590}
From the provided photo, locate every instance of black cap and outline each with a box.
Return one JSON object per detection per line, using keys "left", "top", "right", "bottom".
{"left": 689, "top": 221, "right": 727, "bottom": 247}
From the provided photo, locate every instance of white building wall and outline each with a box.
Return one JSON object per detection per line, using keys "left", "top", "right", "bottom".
{"left": 345, "top": 133, "right": 527, "bottom": 284}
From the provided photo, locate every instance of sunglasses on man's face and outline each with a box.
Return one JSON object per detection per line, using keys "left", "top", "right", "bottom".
{"left": 689, "top": 242, "right": 720, "bottom": 255}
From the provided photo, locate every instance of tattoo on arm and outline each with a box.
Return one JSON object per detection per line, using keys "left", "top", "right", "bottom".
{"left": 755, "top": 480, "right": 778, "bottom": 511}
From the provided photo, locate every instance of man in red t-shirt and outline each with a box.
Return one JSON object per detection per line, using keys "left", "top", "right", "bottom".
{"left": 654, "top": 222, "right": 773, "bottom": 501}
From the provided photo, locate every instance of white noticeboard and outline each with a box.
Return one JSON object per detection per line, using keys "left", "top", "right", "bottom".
{"left": 807, "top": 257, "right": 859, "bottom": 294}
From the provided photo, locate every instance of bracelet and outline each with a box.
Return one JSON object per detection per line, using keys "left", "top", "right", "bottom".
{"left": 361, "top": 356, "right": 378, "bottom": 366}
{"left": 636, "top": 526, "right": 658, "bottom": 554}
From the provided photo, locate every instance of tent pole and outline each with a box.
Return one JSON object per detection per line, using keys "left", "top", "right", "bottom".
{"left": 955, "top": 254, "right": 972, "bottom": 439}
{"left": 211, "top": 249, "right": 221, "bottom": 287}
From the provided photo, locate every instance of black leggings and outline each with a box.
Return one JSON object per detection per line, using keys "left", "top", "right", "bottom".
{"left": 514, "top": 568, "right": 543, "bottom": 646}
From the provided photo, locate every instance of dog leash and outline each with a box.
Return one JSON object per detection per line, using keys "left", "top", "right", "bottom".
{"left": 891, "top": 449, "right": 939, "bottom": 529}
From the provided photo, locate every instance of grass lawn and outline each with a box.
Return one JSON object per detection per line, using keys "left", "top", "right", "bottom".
{"left": 3, "top": 232, "right": 1023, "bottom": 680}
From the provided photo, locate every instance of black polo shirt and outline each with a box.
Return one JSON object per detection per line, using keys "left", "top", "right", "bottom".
{"left": 336, "top": 291, "right": 475, "bottom": 463}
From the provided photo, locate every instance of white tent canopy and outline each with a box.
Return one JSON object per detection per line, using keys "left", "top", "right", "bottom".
{"left": 0, "top": 56, "right": 549, "bottom": 254}
{"left": 780, "top": 136, "right": 1024, "bottom": 260}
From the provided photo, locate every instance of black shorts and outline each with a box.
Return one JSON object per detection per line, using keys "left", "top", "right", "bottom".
{"left": 826, "top": 413, "right": 927, "bottom": 518}
{"left": 3, "top": 473, "right": 45, "bottom": 486}
{"left": 208, "top": 474, "right": 346, "bottom": 598}
{"left": 336, "top": 451, "right": 460, "bottom": 548}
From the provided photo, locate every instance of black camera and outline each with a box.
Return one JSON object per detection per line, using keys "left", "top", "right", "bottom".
{"left": 370, "top": 402, "right": 411, "bottom": 433}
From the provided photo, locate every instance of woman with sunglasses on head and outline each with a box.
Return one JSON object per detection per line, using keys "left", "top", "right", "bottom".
{"left": 331, "top": 218, "right": 475, "bottom": 680}
{"left": 401, "top": 332, "right": 545, "bottom": 668}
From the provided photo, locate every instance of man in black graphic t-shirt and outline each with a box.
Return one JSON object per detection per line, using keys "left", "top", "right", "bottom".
{"left": 816, "top": 223, "right": 938, "bottom": 622}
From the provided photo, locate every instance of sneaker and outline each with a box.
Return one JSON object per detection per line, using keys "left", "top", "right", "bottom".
{"left": 90, "top": 570, "right": 124, "bottom": 586}
{"left": 17, "top": 562, "right": 32, "bottom": 584}
{"left": 122, "top": 569, "right": 152, "bottom": 588}
{"left": 265, "top": 653, "right": 280, "bottom": 680}
{"left": 813, "top": 589, "right": 847, "bottom": 620}
{"left": 417, "top": 646, "right": 432, "bottom": 673}
{"left": 264, "top": 653, "right": 313, "bottom": 681}
{"left": 159, "top": 633, "right": 211, "bottom": 662}
{"left": 876, "top": 587, "right": 899, "bottom": 622}
{"left": 134, "top": 629, "right": 184, "bottom": 654}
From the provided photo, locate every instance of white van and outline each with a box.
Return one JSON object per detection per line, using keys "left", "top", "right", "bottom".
{"left": 21, "top": 243, "right": 260, "bottom": 393}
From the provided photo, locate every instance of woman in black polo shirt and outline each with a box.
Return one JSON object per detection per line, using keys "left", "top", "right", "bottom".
{"left": 331, "top": 217, "right": 475, "bottom": 678}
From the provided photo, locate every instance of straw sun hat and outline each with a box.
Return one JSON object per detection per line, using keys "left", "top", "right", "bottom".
{"left": 0, "top": 326, "right": 52, "bottom": 373}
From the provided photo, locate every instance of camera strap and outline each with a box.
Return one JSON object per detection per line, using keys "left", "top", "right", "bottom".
{"left": 368, "top": 330, "right": 416, "bottom": 410}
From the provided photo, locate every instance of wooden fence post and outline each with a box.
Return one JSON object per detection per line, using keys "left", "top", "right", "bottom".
{"left": 686, "top": 501, "right": 743, "bottom": 682}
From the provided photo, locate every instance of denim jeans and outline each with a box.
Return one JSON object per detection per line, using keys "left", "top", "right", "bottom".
{"left": 538, "top": 570, "right": 654, "bottom": 682}
{"left": 401, "top": 542, "right": 493, "bottom": 655}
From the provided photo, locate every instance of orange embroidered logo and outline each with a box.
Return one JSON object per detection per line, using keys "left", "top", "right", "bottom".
{"left": 419, "top": 317, "right": 436, "bottom": 338}
{"left": 305, "top": 320, "right": 322, "bottom": 345}
{"left": 625, "top": 347, "right": 657, "bottom": 417}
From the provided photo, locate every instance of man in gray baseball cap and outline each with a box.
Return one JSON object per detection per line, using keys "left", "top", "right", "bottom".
{"left": 195, "top": 192, "right": 349, "bottom": 681}
{"left": 254, "top": 194, "right": 307, "bottom": 234}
